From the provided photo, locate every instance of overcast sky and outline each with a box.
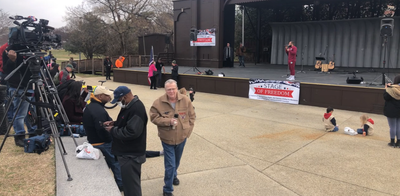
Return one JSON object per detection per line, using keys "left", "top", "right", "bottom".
{"left": 1, "top": 0, "right": 84, "bottom": 28}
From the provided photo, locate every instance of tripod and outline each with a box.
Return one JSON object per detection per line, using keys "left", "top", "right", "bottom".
{"left": 184, "top": 66, "right": 202, "bottom": 74}
{"left": 297, "top": 46, "right": 306, "bottom": 73}
{"left": 370, "top": 36, "right": 392, "bottom": 85}
{"left": 185, "top": 40, "right": 202, "bottom": 74}
{"left": 0, "top": 52, "right": 77, "bottom": 181}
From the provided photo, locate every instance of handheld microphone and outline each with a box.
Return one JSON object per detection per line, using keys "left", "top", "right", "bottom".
{"left": 172, "top": 114, "right": 179, "bottom": 129}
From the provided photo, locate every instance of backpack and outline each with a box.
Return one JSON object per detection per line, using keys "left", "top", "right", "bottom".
{"left": 53, "top": 72, "right": 60, "bottom": 85}
{"left": 23, "top": 134, "right": 51, "bottom": 154}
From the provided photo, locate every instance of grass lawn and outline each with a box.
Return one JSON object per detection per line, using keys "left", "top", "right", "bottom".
{"left": 48, "top": 49, "right": 80, "bottom": 62}
{"left": 0, "top": 135, "right": 55, "bottom": 196}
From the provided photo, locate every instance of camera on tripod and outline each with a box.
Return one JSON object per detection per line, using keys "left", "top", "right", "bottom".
{"left": 8, "top": 15, "right": 61, "bottom": 50}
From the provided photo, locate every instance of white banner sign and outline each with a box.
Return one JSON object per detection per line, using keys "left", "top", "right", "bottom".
{"left": 249, "top": 79, "right": 300, "bottom": 104}
{"left": 190, "top": 28, "right": 216, "bottom": 46}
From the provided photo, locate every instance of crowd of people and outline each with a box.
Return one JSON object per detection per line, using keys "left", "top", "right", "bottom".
{"left": 2, "top": 44, "right": 400, "bottom": 196}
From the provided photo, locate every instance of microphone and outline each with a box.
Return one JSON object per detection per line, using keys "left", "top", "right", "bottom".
{"left": 172, "top": 114, "right": 179, "bottom": 129}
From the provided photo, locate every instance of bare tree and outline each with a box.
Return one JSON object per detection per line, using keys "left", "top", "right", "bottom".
{"left": 0, "top": 9, "right": 12, "bottom": 44}
{"left": 89, "top": 0, "right": 153, "bottom": 54}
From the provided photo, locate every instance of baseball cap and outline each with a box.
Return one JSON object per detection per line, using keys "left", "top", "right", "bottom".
{"left": 111, "top": 86, "right": 131, "bottom": 104}
{"left": 66, "top": 64, "right": 74, "bottom": 70}
{"left": 93, "top": 86, "right": 113, "bottom": 96}
{"left": 171, "top": 60, "right": 176, "bottom": 64}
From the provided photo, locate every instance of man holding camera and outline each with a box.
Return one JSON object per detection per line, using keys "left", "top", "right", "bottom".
{"left": 83, "top": 86, "right": 123, "bottom": 191}
{"left": 150, "top": 79, "right": 196, "bottom": 196}
{"left": 2, "top": 48, "right": 37, "bottom": 147}
{"left": 285, "top": 41, "right": 297, "bottom": 81}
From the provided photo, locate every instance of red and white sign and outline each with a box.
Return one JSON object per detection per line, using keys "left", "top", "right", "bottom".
{"left": 249, "top": 79, "right": 300, "bottom": 104}
{"left": 190, "top": 28, "right": 216, "bottom": 46}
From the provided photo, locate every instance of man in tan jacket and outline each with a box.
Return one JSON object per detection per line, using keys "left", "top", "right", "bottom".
{"left": 150, "top": 79, "right": 196, "bottom": 196}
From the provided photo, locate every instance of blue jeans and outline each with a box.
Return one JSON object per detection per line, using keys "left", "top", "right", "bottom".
{"left": 332, "top": 126, "right": 339, "bottom": 132}
{"left": 94, "top": 142, "right": 123, "bottom": 188}
{"left": 357, "top": 128, "right": 363, "bottom": 134}
{"left": 8, "top": 87, "right": 36, "bottom": 135}
{"left": 5, "top": 84, "right": 14, "bottom": 122}
{"left": 162, "top": 139, "right": 187, "bottom": 193}
{"left": 387, "top": 117, "right": 400, "bottom": 139}
{"left": 238, "top": 56, "right": 244, "bottom": 66}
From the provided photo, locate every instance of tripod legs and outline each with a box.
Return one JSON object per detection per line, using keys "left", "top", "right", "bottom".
{"left": 0, "top": 78, "right": 75, "bottom": 181}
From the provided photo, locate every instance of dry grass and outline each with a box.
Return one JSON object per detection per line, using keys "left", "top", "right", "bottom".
{"left": 0, "top": 135, "right": 55, "bottom": 196}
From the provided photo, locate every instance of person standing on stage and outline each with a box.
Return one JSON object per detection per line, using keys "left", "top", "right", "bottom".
{"left": 285, "top": 41, "right": 297, "bottom": 81}
{"left": 171, "top": 60, "right": 179, "bottom": 85}
{"left": 236, "top": 43, "right": 246, "bottom": 67}
{"left": 156, "top": 58, "right": 165, "bottom": 87}
{"left": 223, "top": 43, "right": 234, "bottom": 67}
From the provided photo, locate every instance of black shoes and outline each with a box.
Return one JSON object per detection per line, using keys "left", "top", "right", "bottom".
{"left": 163, "top": 192, "right": 174, "bottom": 196}
{"left": 396, "top": 141, "right": 400, "bottom": 148}
{"left": 388, "top": 139, "right": 399, "bottom": 148}
{"left": 173, "top": 177, "right": 180, "bottom": 186}
{"left": 14, "top": 135, "right": 25, "bottom": 147}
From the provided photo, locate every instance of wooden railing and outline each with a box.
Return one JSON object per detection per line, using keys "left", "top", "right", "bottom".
{"left": 60, "top": 55, "right": 170, "bottom": 75}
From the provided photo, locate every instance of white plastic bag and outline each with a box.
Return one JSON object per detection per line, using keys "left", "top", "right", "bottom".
{"left": 76, "top": 142, "right": 100, "bottom": 160}
{"left": 344, "top": 127, "right": 358, "bottom": 136}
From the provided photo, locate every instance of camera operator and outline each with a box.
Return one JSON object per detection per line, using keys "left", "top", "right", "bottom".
{"left": 2, "top": 47, "right": 37, "bottom": 147}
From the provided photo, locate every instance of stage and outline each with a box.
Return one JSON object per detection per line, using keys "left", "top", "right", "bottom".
{"left": 113, "top": 63, "right": 390, "bottom": 114}
{"left": 119, "top": 63, "right": 397, "bottom": 87}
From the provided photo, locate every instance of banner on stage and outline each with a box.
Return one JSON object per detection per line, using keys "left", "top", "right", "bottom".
{"left": 249, "top": 79, "right": 300, "bottom": 105}
{"left": 190, "top": 28, "right": 216, "bottom": 46}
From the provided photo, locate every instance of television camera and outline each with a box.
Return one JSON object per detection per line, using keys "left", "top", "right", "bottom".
{"left": 8, "top": 15, "right": 61, "bottom": 51}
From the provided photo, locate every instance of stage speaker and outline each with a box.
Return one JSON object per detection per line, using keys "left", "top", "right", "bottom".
{"left": 346, "top": 73, "right": 364, "bottom": 84}
{"left": 190, "top": 28, "right": 197, "bottom": 41}
{"left": 381, "top": 18, "right": 394, "bottom": 37}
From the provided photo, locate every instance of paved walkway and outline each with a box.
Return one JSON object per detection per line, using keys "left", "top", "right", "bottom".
{"left": 56, "top": 75, "right": 399, "bottom": 196}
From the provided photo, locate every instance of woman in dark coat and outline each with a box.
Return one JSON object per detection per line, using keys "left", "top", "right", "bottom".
{"left": 61, "top": 81, "right": 88, "bottom": 136}
{"left": 383, "top": 75, "right": 400, "bottom": 147}
{"left": 171, "top": 60, "right": 179, "bottom": 85}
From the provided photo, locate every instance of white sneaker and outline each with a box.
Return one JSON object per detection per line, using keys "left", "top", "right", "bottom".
{"left": 286, "top": 75, "right": 295, "bottom": 81}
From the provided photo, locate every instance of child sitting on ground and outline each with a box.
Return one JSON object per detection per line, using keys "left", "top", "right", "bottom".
{"left": 323, "top": 107, "right": 339, "bottom": 132}
{"left": 356, "top": 114, "right": 374, "bottom": 136}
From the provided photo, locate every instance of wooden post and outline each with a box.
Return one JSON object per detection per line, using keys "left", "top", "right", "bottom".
{"left": 78, "top": 60, "right": 81, "bottom": 73}
{"left": 139, "top": 55, "right": 141, "bottom": 67}
{"left": 101, "top": 58, "right": 105, "bottom": 76}
{"left": 129, "top": 55, "right": 132, "bottom": 68}
{"left": 92, "top": 58, "right": 95, "bottom": 75}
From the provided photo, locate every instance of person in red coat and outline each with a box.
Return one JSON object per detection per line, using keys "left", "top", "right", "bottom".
{"left": 285, "top": 41, "right": 297, "bottom": 81}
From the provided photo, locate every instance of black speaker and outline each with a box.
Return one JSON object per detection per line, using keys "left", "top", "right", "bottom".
{"left": 346, "top": 73, "right": 364, "bottom": 84}
{"left": 381, "top": 18, "right": 394, "bottom": 37}
{"left": 190, "top": 28, "right": 197, "bottom": 41}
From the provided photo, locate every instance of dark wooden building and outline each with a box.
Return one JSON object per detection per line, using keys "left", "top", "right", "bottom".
{"left": 138, "top": 33, "right": 173, "bottom": 56}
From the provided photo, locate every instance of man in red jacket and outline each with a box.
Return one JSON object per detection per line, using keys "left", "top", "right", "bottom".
{"left": 285, "top": 41, "right": 297, "bottom": 81}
